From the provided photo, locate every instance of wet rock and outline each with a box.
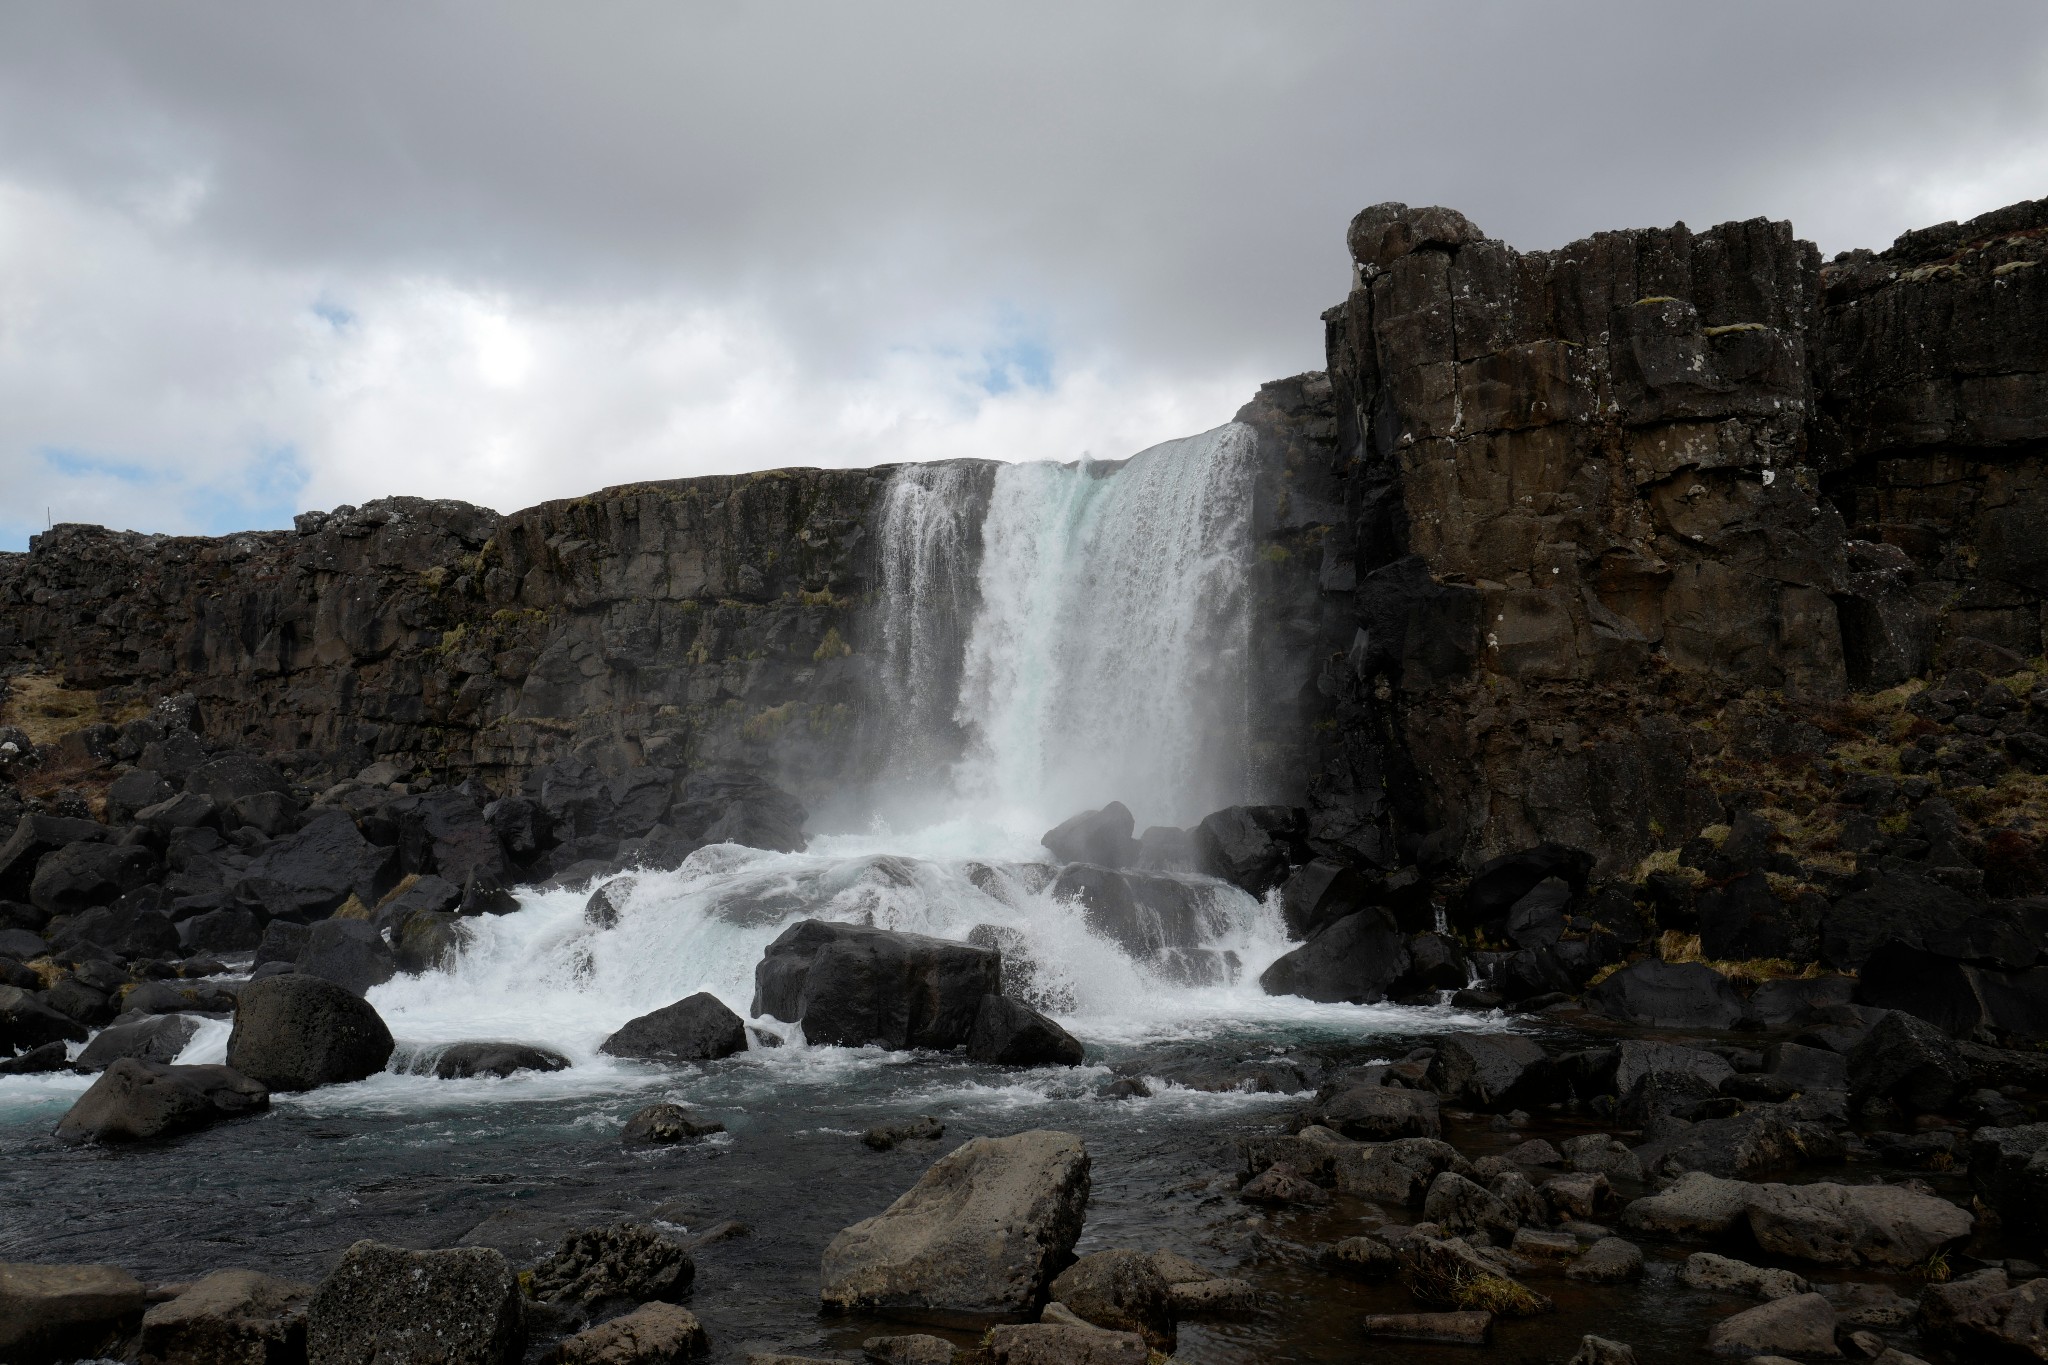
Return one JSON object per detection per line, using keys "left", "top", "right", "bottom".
{"left": 306, "top": 1241, "right": 525, "bottom": 1365}
{"left": 1453, "top": 843, "right": 1593, "bottom": 934}
{"left": 1705, "top": 1291, "right": 1840, "bottom": 1358}
{"left": 1620, "top": 1171, "right": 1756, "bottom": 1240}
{"left": 1847, "top": 1010, "right": 1964, "bottom": 1113}
{"left": 820, "top": 1129, "right": 1090, "bottom": 1316}
{"left": 985, "top": 1322, "right": 1145, "bottom": 1365}
{"left": 1361, "top": 1310, "right": 1492, "bottom": 1344}
{"left": 139, "top": 1268, "right": 312, "bottom": 1365}
{"left": 529, "top": 1223, "right": 694, "bottom": 1319}
{"left": 1394, "top": 1233, "right": 1552, "bottom": 1315}
{"left": 1587, "top": 961, "right": 1745, "bottom": 1030}
{"left": 179, "top": 907, "right": 264, "bottom": 955}
{"left": 433, "top": 1042, "right": 570, "bottom": 1079}
{"left": 1257, "top": 907, "right": 1410, "bottom": 1003}
{"left": 1566, "top": 1236, "right": 1643, "bottom": 1283}
{"left": 1681, "top": 1252, "right": 1810, "bottom": 1300}
{"left": 1, "top": 983, "right": 91, "bottom": 1052}
{"left": 967, "top": 994, "right": 1084, "bottom": 1066}
{"left": 753, "top": 920, "right": 999, "bottom": 1051}
{"left": 1510, "top": 1228, "right": 1580, "bottom": 1264}
{"left": 75, "top": 1011, "right": 202, "bottom": 1070}
{"left": 1334, "top": 1136, "right": 1469, "bottom": 1204}
{"left": 1192, "top": 805, "right": 1306, "bottom": 896}
{"left": 0, "top": 1040, "right": 68, "bottom": 1074}
{"left": 599, "top": 993, "right": 748, "bottom": 1063}
{"left": 1041, "top": 803, "right": 1139, "bottom": 869}
{"left": 861, "top": 1334, "right": 953, "bottom": 1365}
{"left": 1240, "top": 1163, "right": 1329, "bottom": 1206}
{"left": 1613, "top": 1039, "right": 1733, "bottom": 1096}
{"left": 1166, "top": 1277, "right": 1255, "bottom": 1314}
{"left": 0, "top": 814, "right": 111, "bottom": 901}
{"left": 253, "top": 920, "right": 311, "bottom": 970}
{"left": 1541, "top": 1172, "right": 1612, "bottom": 1222}
{"left": 1633, "top": 1105, "right": 1845, "bottom": 1181}
{"left": 226, "top": 972, "right": 396, "bottom": 1091}
{"left": 863, "top": 1116, "right": 944, "bottom": 1151}
{"left": 1422, "top": 1171, "right": 1518, "bottom": 1244}
{"left": 1048, "top": 1249, "right": 1172, "bottom": 1348}
{"left": 295, "top": 919, "right": 397, "bottom": 996}
{"left": 1309, "top": 1079, "right": 1441, "bottom": 1139}
{"left": 1430, "top": 1034, "right": 1555, "bottom": 1111}
{"left": 1921, "top": 1269, "right": 2048, "bottom": 1359}
{"left": 54, "top": 1058, "right": 268, "bottom": 1144}
{"left": 553, "top": 1302, "right": 706, "bottom": 1365}
{"left": 0, "top": 1261, "right": 146, "bottom": 1365}
{"left": 621, "top": 1103, "right": 725, "bottom": 1145}
{"left": 1766, "top": 1041, "right": 1850, "bottom": 1093}
{"left": 1817, "top": 1281, "right": 1918, "bottom": 1329}
{"left": 1325, "top": 1234, "right": 1398, "bottom": 1279}
{"left": 1746, "top": 1180, "right": 1973, "bottom": 1267}
{"left": 1279, "top": 858, "right": 1378, "bottom": 939}
{"left": 392, "top": 908, "right": 471, "bottom": 973}
{"left": 1566, "top": 1339, "right": 1639, "bottom": 1365}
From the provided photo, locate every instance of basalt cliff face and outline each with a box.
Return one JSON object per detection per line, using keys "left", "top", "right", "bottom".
{"left": 3, "top": 197, "right": 2047, "bottom": 903}
{"left": 1303, "top": 195, "right": 2048, "bottom": 894}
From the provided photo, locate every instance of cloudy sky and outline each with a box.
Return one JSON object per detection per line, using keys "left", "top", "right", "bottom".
{"left": 2, "top": 3, "right": 2045, "bottom": 548}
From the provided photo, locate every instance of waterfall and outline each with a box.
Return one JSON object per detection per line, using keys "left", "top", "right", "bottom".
{"left": 875, "top": 421, "right": 1256, "bottom": 832}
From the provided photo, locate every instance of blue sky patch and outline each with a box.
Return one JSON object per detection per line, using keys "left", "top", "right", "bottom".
{"left": 311, "top": 297, "right": 357, "bottom": 330}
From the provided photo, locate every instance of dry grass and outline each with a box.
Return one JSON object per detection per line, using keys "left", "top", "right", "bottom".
{"left": 0, "top": 671, "right": 103, "bottom": 746}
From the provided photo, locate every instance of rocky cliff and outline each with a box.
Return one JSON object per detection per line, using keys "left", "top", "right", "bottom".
{"left": 1304, "top": 195, "right": 2048, "bottom": 901}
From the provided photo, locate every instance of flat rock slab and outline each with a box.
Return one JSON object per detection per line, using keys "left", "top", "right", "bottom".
{"left": 305, "top": 1241, "right": 524, "bottom": 1365}
{"left": 1705, "top": 1291, "right": 1840, "bottom": 1357}
{"left": 54, "top": 1058, "right": 268, "bottom": 1145}
{"left": 554, "top": 1302, "right": 706, "bottom": 1364}
{"left": 1363, "top": 1311, "right": 1492, "bottom": 1344}
{"left": 986, "top": 1322, "right": 1146, "bottom": 1365}
{"left": 140, "top": 1268, "right": 312, "bottom": 1365}
{"left": 821, "top": 1130, "right": 1089, "bottom": 1317}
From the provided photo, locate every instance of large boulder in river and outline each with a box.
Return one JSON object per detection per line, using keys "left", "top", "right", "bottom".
{"left": 599, "top": 993, "right": 748, "bottom": 1063}
{"left": 54, "top": 1058, "right": 269, "bottom": 1144}
{"left": 0, "top": 1261, "right": 146, "bottom": 1364}
{"left": 296, "top": 919, "right": 398, "bottom": 996}
{"left": 1258, "top": 907, "right": 1409, "bottom": 1004}
{"left": 433, "top": 1042, "right": 570, "bottom": 1079}
{"left": 527, "top": 1222, "right": 694, "bottom": 1321}
{"left": 968, "top": 994, "right": 1085, "bottom": 1066}
{"left": 753, "top": 920, "right": 1000, "bottom": 1050}
{"left": 1430, "top": 1035, "right": 1555, "bottom": 1111}
{"left": 76, "top": 1012, "right": 202, "bottom": 1070}
{"left": 227, "top": 973, "right": 395, "bottom": 1091}
{"left": 1192, "top": 805, "right": 1306, "bottom": 895}
{"left": 306, "top": 1241, "right": 525, "bottom": 1365}
{"left": 820, "top": 1129, "right": 1091, "bottom": 1316}
{"left": 1048, "top": 864, "right": 1217, "bottom": 958}
{"left": 1048, "top": 1249, "right": 1173, "bottom": 1348}
{"left": 1041, "top": 803, "right": 1139, "bottom": 869}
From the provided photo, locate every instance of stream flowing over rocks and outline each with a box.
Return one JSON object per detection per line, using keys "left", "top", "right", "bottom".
{"left": 5, "top": 194, "right": 2048, "bottom": 1363}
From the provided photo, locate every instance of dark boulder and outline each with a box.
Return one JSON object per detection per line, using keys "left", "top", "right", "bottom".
{"left": 0, "top": 814, "right": 110, "bottom": 900}
{"left": 620, "top": 1102, "right": 725, "bottom": 1145}
{"left": 53, "top": 1058, "right": 268, "bottom": 1144}
{"left": 967, "top": 994, "right": 1084, "bottom": 1066}
{"left": 49, "top": 901, "right": 180, "bottom": 960}
{"left": 1048, "top": 864, "right": 1216, "bottom": 958}
{"left": 1847, "top": 1009, "right": 1964, "bottom": 1113}
{"left": 433, "top": 1042, "right": 570, "bottom": 1079}
{"left": 670, "top": 770, "right": 807, "bottom": 853}
{"left": 0, "top": 926, "right": 43, "bottom": 960}
{"left": 528, "top": 1222, "right": 694, "bottom": 1321}
{"left": 30, "top": 842, "right": 158, "bottom": 916}
{"left": 1505, "top": 878, "right": 1572, "bottom": 950}
{"left": 0, "top": 983, "right": 90, "bottom": 1052}
{"left": 137, "top": 1268, "right": 314, "bottom": 1365}
{"left": 1192, "top": 805, "right": 1307, "bottom": 895}
{"left": 178, "top": 907, "right": 264, "bottom": 955}
{"left": 864, "top": 1115, "right": 946, "bottom": 1150}
{"left": 186, "top": 754, "right": 290, "bottom": 809}
{"left": 135, "top": 792, "right": 219, "bottom": 835}
{"left": 226, "top": 972, "right": 395, "bottom": 1091}
{"left": 1430, "top": 1035, "right": 1556, "bottom": 1111}
{"left": 1586, "top": 960, "right": 1745, "bottom": 1030}
{"left": 752, "top": 920, "right": 999, "bottom": 1050}
{"left": 306, "top": 1241, "right": 525, "bottom": 1365}
{"left": 234, "top": 810, "right": 398, "bottom": 920}
{"left": 0, "top": 1040, "right": 70, "bottom": 1073}
{"left": 1311, "top": 1081, "right": 1442, "bottom": 1139}
{"left": 1822, "top": 873, "right": 2029, "bottom": 970}
{"left": 254, "top": 919, "right": 312, "bottom": 968}
{"left": 1279, "top": 859, "right": 1378, "bottom": 939}
{"left": 1047, "top": 1249, "right": 1173, "bottom": 1349}
{"left": 76, "top": 1012, "right": 202, "bottom": 1070}
{"left": 1041, "top": 803, "right": 1140, "bottom": 869}
{"left": 1968, "top": 1123, "right": 2048, "bottom": 1229}
{"left": 0, "top": 1262, "right": 146, "bottom": 1364}
{"left": 1696, "top": 870, "right": 1795, "bottom": 961}
{"left": 599, "top": 993, "right": 747, "bottom": 1063}
{"left": 1745, "top": 975, "right": 1856, "bottom": 1028}
{"left": 376, "top": 873, "right": 462, "bottom": 925}
{"left": 295, "top": 919, "right": 397, "bottom": 996}
{"left": 392, "top": 909, "right": 471, "bottom": 974}
{"left": 105, "top": 770, "right": 173, "bottom": 824}
{"left": 1452, "top": 843, "right": 1593, "bottom": 933}
{"left": 1134, "top": 825, "right": 1201, "bottom": 873}
{"left": 1258, "top": 908, "right": 1410, "bottom": 1004}
{"left": 397, "top": 791, "right": 510, "bottom": 887}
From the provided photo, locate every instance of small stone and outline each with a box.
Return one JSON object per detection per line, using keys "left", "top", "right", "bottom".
{"left": 1567, "top": 1337, "right": 1639, "bottom": 1365}
{"left": 1166, "top": 1277, "right": 1255, "bottom": 1314}
{"left": 862, "top": 1116, "right": 944, "bottom": 1151}
{"left": 555, "top": 1302, "right": 707, "bottom": 1365}
{"left": 985, "top": 1322, "right": 1147, "bottom": 1365}
{"left": 1509, "top": 1227, "right": 1580, "bottom": 1264}
{"left": 862, "top": 1333, "right": 954, "bottom": 1365}
{"left": 1239, "top": 1163, "right": 1328, "bottom": 1206}
{"left": 1680, "top": 1251, "right": 1809, "bottom": 1300}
